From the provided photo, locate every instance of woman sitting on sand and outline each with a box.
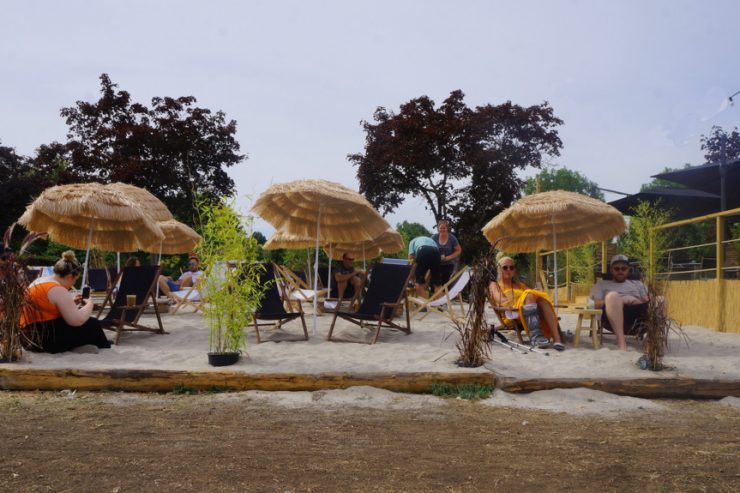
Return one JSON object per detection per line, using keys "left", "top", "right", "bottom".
{"left": 21, "top": 251, "right": 111, "bottom": 354}
{"left": 488, "top": 256, "right": 564, "bottom": 351}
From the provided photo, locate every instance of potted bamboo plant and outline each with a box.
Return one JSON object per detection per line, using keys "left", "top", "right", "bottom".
{"left": 196, "top": 198, "right": 264, "bottom": 367}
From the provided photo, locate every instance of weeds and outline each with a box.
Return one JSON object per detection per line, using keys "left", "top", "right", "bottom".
{"left": 431, "top": 382, "right": 493, "bottom": 400}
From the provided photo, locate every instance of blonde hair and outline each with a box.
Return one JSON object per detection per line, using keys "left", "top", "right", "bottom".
{"left": 53, "top": 250, "right": 82, "bottom": 278}
{"left": 496, "top": 255, "right": 522, "bottom": 285}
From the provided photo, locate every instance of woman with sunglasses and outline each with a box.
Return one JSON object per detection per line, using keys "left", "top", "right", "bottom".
{"left": 488, "top": 256, "right": 565, "bottom": 350}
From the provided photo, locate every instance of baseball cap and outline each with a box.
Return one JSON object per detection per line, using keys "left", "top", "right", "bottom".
{"left": 610, "top": 254, "right": 629, "bottom": 266}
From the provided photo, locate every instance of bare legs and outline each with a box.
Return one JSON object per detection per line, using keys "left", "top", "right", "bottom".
{"left": 604, "top": 291, "right": 628, "bottom": 351}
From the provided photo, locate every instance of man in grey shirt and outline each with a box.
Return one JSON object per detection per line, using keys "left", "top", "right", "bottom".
{"left": 591, "top": 254, "right": 665, "bottom": 351}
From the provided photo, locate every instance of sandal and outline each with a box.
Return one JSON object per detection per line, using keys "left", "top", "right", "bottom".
{"left": 553, "top": 342, "right": 565, "bottom": 351}
{"left": 530, "top": 334, "right": 550, "bottom": 348}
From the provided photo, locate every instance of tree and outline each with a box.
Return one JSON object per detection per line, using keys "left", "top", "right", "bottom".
{"left": 350, "top": 90, "right": 562, "bottom": 262}
{"left": 522, "top": 167, "right": 603, "bottom": 199}
{"left": 34, "top": 74, "right": 245, "bottom": 225}
{"left": 701, "top": 126, "right": 740, "bottom": 164}
{"left": 0, "top": 143, "right": 49, "bottom": 235}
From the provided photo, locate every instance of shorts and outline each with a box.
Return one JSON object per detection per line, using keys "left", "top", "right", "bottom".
{"left": 166, "top": 279, "right": 181, "bottom": 292}
{"left": 603, "top": 302, "right": 649, "bottom": 335}
{"left": 414, "top": 246, "right": 442, "bottom": 286}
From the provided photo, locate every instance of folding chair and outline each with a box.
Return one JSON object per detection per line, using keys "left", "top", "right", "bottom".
{"left": 273, "top": 264, "right": 328, "bottom": 312}
{"left": 408, "top": 267, "right": 471, "bottom": 322}
{"left": 97, "top": 265, "right": 166, "bottom": 345}
{"left": 88, "top": 267, "right": 117, "bottom": 294}
{"left": 327, "top": 263, "right": 413, "bottom": 344}
{"left": 252, "top": 263, "right": 308, "bottom": 343}
{"left": 168, "top": 277, "right": 206, "bottom": 314}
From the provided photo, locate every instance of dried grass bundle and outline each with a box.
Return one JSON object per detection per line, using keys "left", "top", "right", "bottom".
{"left": 639, "top": 283, "right": 685, "bottom": 371}
{"left": 452, "top": 245, "right": 499, "bottom": 367}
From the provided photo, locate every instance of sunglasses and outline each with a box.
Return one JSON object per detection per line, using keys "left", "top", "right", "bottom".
{"left": 612, "top": 266, "right": 629, "bottom": 272}
{"left": 501, "top": 265, "right": 515, "bottom": 271}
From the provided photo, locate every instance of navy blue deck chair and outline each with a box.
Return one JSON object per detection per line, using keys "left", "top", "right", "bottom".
{"left": 88, "top": 267, "right": 117, "bottom": 293}
{"left": 327, "top": 262, "right": 413, "bottom": 344}
{"left": 252, "top": 263, "right": 308, "bottom": 343}
{"left": 97, "top": 265, "right": 165, "bottom": 345}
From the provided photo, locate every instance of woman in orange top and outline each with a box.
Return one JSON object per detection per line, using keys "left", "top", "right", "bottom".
{"left": 488, "top": 256, "right": 564, "bottom": 351}
{"left": 23, "top": 251, "right": 110, "bottom": 354}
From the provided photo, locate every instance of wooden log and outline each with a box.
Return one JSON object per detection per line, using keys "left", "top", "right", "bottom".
{"left": 496, "top": 376, "right": 740, "bottom": 399}
{"left": 0, "top": 368, "right": 493, "bottom": 394}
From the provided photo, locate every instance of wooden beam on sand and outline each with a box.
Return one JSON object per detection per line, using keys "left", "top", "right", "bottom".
{"left": 496, "top": 376, "right": 740, "bottom": 399}
{"left": 0, "top": 368, "right": 494, "bottom": 394}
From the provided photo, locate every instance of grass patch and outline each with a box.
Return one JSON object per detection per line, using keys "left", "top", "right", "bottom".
{"left": 430, "top": 382, "right": 493, "bottom": 400}
{"left": 170, "top": 384, "right": 232, "bottom": 395}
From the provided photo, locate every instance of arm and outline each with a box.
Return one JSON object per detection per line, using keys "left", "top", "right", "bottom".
{"left": 47, "top": 286, "right": 93, "bottom": 327}
{"left": 334, "top": 270, "right": 357, "bottom": 282}
{"left": 443, "top": 243, "right": 462, "bottom": 263}
{"left": 488, "top": 282, "right": 505, "bottom": 306}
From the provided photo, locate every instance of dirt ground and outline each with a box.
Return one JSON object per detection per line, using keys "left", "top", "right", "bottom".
{"left": 0, "top": 391, "right": 738, "bottom": 493}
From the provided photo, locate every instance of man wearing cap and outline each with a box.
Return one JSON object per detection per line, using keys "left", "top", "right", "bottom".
{"left": 591, "top": 254, "right": 662, "bottom": 351}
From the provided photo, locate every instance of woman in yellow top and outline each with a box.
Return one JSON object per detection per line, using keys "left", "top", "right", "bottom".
{"left": 22, "top": 251, "right": 111, "bottom": 354}
{"left": 488, "top": 256, "right": 565, "bottom": 351}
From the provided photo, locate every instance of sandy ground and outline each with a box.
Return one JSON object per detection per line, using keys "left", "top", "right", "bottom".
{"left": 0, "top": 388, "right": 738, "bottom": 492}
{"left": 12, "top": 307, "right": 740, "bottom": 383}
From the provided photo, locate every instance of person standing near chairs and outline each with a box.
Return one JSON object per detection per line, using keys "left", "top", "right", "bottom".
{"left": 432, "top": 219, "right": 462, "bottom": 286}
{"left": 489, "top": 256, "right": 564, "bottom": 350}
{"left": 20, "top": 251, "right": 111, "bottom": 353}
{"left": 408, "top": 236, "right": 442, "bottom": 299}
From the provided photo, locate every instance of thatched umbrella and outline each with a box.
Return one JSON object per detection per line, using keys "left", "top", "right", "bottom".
{"left": 144, "top": 220, "right": 201, "bottom": 256}
{"left": 252, "top": 179, "right": 390, "bottom": 333}
{"left": 325, "top": 228, "right": 404, "bottom": 269}
{"left": 481, "top": 190, "right": 626, "bottom": 306}
{"left": 18, "top": 183, "right": 164, "bottom": 286}
{"left": 106, "top": 182, "right": 173, "bottom": 222}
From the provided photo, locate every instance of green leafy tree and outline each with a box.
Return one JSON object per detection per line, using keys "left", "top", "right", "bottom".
{"left": 523, "top": 167, "right": 603, "bottom": 199}
{"left": 350, "top": 90, "right": 563, "bottom": 263}
{"left": 701, "top": 126, "right": 740, "bottom": 164}
{"left": 0, "top": 144, "right": 49, "bottom": 236}
{"left": 619, "top": 201, "right": 671, "bottom": 283}
{"left": 33, "top": 74, "right": 245, "bottom": 226}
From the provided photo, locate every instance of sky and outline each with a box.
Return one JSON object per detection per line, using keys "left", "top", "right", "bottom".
{"left": 2, "top": 0, "right": 739, "bottom": 236}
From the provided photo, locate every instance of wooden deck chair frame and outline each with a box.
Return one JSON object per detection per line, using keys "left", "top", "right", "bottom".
{"left": 327, "top": 263, "right": 414, "bottom": 345}
{"left": 169, "top": 276, "right": 205, "bottom": 314}
{"left": 489, "top": 303, "right": 565, "bottom": 345}
{"left": 97, "top": 265, "right": 166, "bottom": 345}
{"left": 408, "top": 266, "right": 470, "bottom": 322}
{"left": 253, "top": 264, "right": 308, "bottom": 343}
{"left": 273, "top": 264, "right": 328, "bottom": 313}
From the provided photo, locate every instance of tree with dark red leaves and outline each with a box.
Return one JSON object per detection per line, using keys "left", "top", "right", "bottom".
{"left": 34, "top": 74, "right": 245, "bottom": 226}
{"left": 349, "top": 90, "right": 563, "bottom": 263}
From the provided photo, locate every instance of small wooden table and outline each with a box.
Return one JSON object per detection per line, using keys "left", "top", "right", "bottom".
{"left": 572, "top": 308, "right": 603, "bottom": 349}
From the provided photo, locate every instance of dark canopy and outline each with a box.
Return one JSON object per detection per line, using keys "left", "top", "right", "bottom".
{"left": 609, "top": 187, "right": 721, "bottom": 220}
{"left": 652, "top": 160, "right": 740, "bottom": 211}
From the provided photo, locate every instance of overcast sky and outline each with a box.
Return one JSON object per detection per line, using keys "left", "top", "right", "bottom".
{"left": 2, "top": 0, "right": 739, "bottom": 235}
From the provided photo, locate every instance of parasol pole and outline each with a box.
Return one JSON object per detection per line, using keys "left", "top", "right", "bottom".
{"left": 552, "top": 217, "right": 559, "bottom": 312}
{"left": 117, "top": 252, "right": 121, "bottom": 272}
{"left": 81, "top": 220, "right": 94, "bottom": 289}
{"left": 327, "top": 243, "right": 333, "bottom": 295}
{"left": 362, "top": 243, "right": 366, "bottom": 271}
{"left": 306, "top": 248, "right": 312, "bottom": 287}
{"left": 155, "top": 241, "right": 163, "bottom": 298}
{"left": 312, "top": 207, "right": 322, "bottom": 336}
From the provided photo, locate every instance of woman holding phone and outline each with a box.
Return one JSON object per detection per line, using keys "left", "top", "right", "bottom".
{"left": 21, "top": 251, "right": 111, "bottom": 353}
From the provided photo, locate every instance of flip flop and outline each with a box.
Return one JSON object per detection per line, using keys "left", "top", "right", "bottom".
{"left": 553, "top": 342, "right": 565, "bottom": 351}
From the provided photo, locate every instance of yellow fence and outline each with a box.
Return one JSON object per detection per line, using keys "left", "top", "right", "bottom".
{"left": 661, "top": 279, "right": 740, "bottom": 333}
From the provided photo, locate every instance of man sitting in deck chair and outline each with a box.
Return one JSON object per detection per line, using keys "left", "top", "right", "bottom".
{"left": 591, "top": 254, "right": 667, "bottom": 351}
{"left": 333, "top": 252, "right": 366, "bottom": 303}
{"left": 157, "top": 256, "right": 203, "bottom": 298}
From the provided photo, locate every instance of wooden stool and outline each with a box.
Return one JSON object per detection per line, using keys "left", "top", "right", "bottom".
{"left": 573, "top": 309, "right": 602, "bottom": 349}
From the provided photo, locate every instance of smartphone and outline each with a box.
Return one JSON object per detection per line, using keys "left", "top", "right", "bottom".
{"left": 82, "top": 286, "right": 91, "bottom": 300}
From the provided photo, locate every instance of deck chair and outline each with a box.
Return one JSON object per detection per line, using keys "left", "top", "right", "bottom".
{"left": 88, "top": 267, "right": 117, "bottom": 293}
{"left": 408, "top": 267, "right": 471, "bottom": 322}
{"left": 97, "top": 265, "right": 166, "bottom": 345}
{"left": 317, "top": 265, "right": 364, "bottom": 313}
{"left": 168, "top": 276, "right": 206, "bottom": 314}
{"left": 273, "top": 264, "right": 328, "bottom": 312}
{"left": 489, "top": 302, "right": 565, "bottom": 346}
{"left": 327, "top": 262, "right": 413, "bottom": 344}
{"left": 252, "top": 263, "right": 308, "bottom": 343}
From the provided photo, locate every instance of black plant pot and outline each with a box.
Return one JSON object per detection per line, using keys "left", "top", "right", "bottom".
{"left": 207, "top": 352, "right": 240, "bottom": 367}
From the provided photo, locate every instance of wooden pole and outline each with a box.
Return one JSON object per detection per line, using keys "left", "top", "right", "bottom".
{"left": 601, "top": 241, "right": 607, "bottom": 274}
{"left": 535, "top": 175, "right": 542, "bottom": 288}
{"left": 565, "top": 249, "right": 571, "bottom": 302}
{"left": 717, "top": 216, "right": 726, "bottom": 332}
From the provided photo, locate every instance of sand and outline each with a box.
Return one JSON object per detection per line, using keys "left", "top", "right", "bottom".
{"left": 12, "top": 308, "right": 740, "bottom": 384}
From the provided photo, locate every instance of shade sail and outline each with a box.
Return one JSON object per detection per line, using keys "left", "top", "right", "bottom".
{"left": 609, "top": 187, "right": 721, "bottom": 220}
{"left": 653, "top": 160, "right": 740, "bottom": 210}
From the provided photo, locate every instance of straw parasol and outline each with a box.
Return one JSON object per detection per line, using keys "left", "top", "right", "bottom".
{"left": 324, "top": 228, "right": 404, "bottom": 263}
{"left": 252, "top": 179, "right": 390, "bottom": 333}
{"left": 106, "top": 182, "right": 173, "bottom": 222}
{"left": 18, "top": 183, "right": 165, "bottom": 286}
{"left": 144, "top": 220, "right": 201, "bottom": 255}
{"left": 263, "top": 231, "right": 317, "bottom": 251}
{"left": 481, "top": 190, "right": 626, "bottom": 306}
